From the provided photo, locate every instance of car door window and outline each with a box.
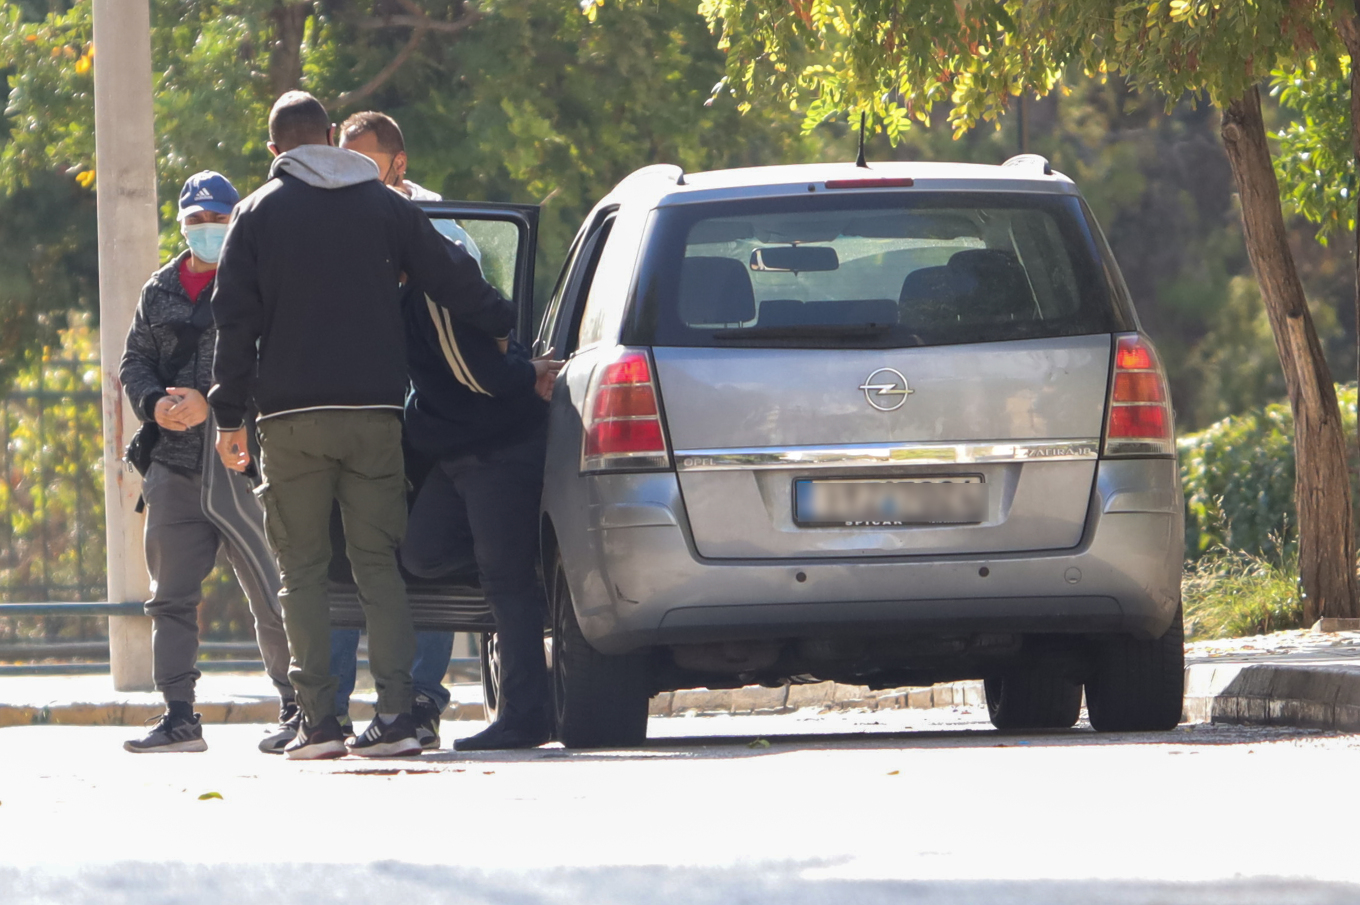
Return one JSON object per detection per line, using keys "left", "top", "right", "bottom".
{"left": 553, "top": 212, "right": 616, "bottom": 357}
{"left": 421, "top": 201, "right": 539, "bottom": 340}
{"left": 562, "top": 216, "right": 617, "bottom": 355}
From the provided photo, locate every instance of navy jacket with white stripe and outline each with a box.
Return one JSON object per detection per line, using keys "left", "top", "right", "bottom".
{"left": 401, "top": 265, "right": 547, "bottom": 462}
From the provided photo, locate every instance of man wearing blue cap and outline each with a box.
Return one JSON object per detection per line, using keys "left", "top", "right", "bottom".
{"left": 120, "top": 171, "right": 297, "bottom": 753}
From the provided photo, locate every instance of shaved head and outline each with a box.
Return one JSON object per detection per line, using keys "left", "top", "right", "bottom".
{"left": 269, "top": 91, "right": 330, "bottom": 152}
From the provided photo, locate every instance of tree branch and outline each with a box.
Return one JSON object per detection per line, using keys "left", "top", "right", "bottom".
{"left": 331, "top": 24, "right": 427, "bottom": 110}
{"left": 330, "top": 1, "right": 481, "bottom": 110}
{"left": 357, "top": 0, "right": 482, "bottom": 35}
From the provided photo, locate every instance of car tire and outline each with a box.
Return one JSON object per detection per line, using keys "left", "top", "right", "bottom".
{"left": 550, "top": 555, "right": 651, "bottom": 749}
{"left": 1085, "top": 605, "right": 1185, "bottom": 732}
{"left": 984, "top": 670, "right": 1083, "bottom": 731}
{"left": 478, "top": 632, "right": 500, "bottom": 725}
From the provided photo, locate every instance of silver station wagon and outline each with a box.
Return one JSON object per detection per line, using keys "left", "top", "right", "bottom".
{"left": 343, "top": 157, "right": 1184, "bottom": 748}
{"left": 534, "top": 157, "right": 1184, "bottom": 747}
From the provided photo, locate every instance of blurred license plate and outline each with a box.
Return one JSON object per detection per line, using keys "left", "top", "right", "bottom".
{"left": 794, "top": 476, "right": 986, "bottom": 527}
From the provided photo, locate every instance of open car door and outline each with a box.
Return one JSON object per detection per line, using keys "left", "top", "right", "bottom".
{"left": 417, "top": 200, "right": 541, "bottom": 340}
{"left": 328, "top": 199, "right": 541, "bottom": 637}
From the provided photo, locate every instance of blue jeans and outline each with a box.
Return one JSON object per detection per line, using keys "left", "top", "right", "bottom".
{"left": 330, "top": 628, "right": 455, "bottom": 716}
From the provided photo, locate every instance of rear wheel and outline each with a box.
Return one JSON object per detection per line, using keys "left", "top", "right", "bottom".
{"left": 550, "top": 556, "right": 651, "bottom": 748}
{"left": 1085, "top": 605, "right": 1185, "bottom": 732}
{"left": 478, "top": 632, "right": 501, "bottom": 724}
{"left": 984, "top": 670, "right": 1083, "bottom": 731}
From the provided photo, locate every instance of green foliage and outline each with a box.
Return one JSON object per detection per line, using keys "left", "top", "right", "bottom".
{"left": 1272, "top": 57, "right": 1356, "bottom": 244}
{"left": 1182, "top": 544, "right": 1304, "bottom": 640}
{"left": 1179, "top": 384, "right": 1359, "bottom": 560}
{"left": 0, "top": 314, "right": 104, "bottom": 642}
{"left": 693, "top": 0, "right": 1341, "bottom": 142}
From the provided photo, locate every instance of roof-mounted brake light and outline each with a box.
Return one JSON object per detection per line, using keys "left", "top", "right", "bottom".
{"left": 824, "top": 177, "right": 915, "bottom": 190}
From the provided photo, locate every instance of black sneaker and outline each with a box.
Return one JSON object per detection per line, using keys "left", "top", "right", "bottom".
{"left": 453, "top": 717, "right": 551, "bottom": 752}
{"left": 347, "top": 712, "right": 422, "bottom": 758}
{"left": 259, "top": 700, "right": 300, "bottom": 754}
{"left": 124, "top": 710, "right": 208, "bottom": 753}
{"left": 411, "top": 693, "right": 442, "bottom": 750}
{"left": 284, "top": 715, "right": 348, "bottom": 761}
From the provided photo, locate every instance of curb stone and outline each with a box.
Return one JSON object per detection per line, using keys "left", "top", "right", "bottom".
{"left": 4, "top": 661, "right": 1359, "bottom": 731}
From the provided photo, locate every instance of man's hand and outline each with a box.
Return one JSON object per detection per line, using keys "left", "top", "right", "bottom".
{"left": 164, "top": 387, "right": 209, "bottom": 429}
{"left": 531, "top": 351, "right": 564, "bottom": 402}
{"left": 216, "top": 428, "right": 251, "bottom": 473}
{"left": 154, "top": 394, "right": 187, "bottom": 431}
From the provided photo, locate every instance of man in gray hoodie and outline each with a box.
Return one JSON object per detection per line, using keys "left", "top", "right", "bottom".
{"left": 208, "top": 91, "right": 517, "bottom": 760}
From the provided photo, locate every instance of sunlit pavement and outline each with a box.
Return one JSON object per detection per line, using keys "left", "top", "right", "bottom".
{"left": 3, "top": 708, "right": 1359, "bottom": 904}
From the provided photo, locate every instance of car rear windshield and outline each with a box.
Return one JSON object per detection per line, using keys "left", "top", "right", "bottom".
{"left": 622, "top": 191, "right": 1132, "bottom": 349}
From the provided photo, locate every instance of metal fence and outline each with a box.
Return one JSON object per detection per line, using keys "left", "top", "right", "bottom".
{"left": 0, "top": 355, "right": 107, "bottom": 645}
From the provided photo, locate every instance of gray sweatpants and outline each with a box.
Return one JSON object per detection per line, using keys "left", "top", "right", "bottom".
{"left": 141, "top": 462, "right": 292, "bottom": 703}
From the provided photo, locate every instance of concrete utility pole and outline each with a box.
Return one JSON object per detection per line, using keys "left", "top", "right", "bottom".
{"left": 93, "top": 0, "right": 158, "bottom": 691}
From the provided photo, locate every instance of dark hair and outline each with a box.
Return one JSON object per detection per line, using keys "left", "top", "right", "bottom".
{"left": 269, "top": 91, "right": 330, "bottom": 150}
{"left": 339, "top": 111, "right": 405, "bottom": 155}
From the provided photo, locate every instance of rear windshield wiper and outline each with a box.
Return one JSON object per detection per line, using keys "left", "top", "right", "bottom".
{"left": 712, "top": 324, "right": 894, "bottom": 341}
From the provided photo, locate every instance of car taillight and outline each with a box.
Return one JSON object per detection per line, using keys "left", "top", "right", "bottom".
{"left": 581, "top": 347, "right": 672, "bottom": 473}
{"left": 1103, "top": 334, "right": 1174, "bottom": 457}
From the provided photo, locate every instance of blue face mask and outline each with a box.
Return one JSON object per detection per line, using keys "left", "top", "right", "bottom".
{"left": 182, "top": 222, "right": 229, "bottom": 265}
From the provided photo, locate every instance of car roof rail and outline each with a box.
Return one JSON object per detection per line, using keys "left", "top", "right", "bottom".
{"left": 1002, "top": 153, "right": 1053, "bottom": 176}
{"left": 619, "top": 163, "right": 687, "bottom": 187}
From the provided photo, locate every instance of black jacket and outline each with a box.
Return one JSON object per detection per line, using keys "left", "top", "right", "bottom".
{"left": 402, "top": 266, "right": 547, "bottom": 462}
{"left": 119, "top": 252, "right": 216, "bottom": 473}
{"left": 208, "top": 145, "right": 516, "bottom": 430}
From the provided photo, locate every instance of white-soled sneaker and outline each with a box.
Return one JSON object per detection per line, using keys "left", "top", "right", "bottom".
{"left": 284, "top": 715, "right": 348, "bottom": 760}
{"left": 347, "top": 713, "right": 422, "bottom": 758}
{"left": 259, "top": 700, "right": 300, "bottom": 754}
{"left": 124, "top": 711, "right": 208, "bottom": 753}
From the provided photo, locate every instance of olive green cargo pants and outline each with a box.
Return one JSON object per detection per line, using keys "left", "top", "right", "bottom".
{"left": 255, "top": 409, "right": 413, "bottom": 723}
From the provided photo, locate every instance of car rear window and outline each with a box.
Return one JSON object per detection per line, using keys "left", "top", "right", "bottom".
{"left": 622, "top": 191, "right": 1132, "bottom": 349}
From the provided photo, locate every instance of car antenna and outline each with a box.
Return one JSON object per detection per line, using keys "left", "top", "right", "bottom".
{"left": 855, "top": 111, "right": 869, "bottom": 169}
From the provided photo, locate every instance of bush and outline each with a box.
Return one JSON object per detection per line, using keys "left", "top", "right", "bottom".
{"left": 1182, "top": 545, "right": 1304, "bottom": 640}
{"left": 1179, "top": 384, "right": 1358, "bottom": 560}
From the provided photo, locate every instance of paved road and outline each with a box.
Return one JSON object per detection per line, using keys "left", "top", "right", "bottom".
{"left": 3, "top": 708, "right": 1358, "bottom": 904}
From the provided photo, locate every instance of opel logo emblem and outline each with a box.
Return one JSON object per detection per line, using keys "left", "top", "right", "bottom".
{"left": 859, "top": 367, "right": 913, "bottom": 411}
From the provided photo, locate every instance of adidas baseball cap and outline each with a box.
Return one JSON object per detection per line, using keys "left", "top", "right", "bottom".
{"left": 177, "top": 171, "right": 239, "bottom": 220}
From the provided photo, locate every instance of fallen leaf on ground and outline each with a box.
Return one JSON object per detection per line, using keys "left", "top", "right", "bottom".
{"left": 748, "top": 738, "right": 771, "bottom": 749}
{"left": 197, "top": 792, "right": 223, "bottom": 801}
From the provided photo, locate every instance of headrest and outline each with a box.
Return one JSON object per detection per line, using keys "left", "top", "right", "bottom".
{"left": 947, "top": 248, "right": 1033, "bottom": 318}
{"left": 757, "top": 299, "right": 806, "bottom": 327}
{"left": 678, "top": 256, "right": 756, "bottom": 325}
{"left": 899, "top": 265, "right": 968, "bottom": 306}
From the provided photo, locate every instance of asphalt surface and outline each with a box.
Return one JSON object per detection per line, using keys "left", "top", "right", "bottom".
{"left": 3, "top": 708, "right": 1359, "bottom": 904}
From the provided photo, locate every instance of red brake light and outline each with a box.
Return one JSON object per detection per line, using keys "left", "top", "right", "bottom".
{"left": 584, "top": 419, "right": 665, "bottom": 457}
{"left": 1115, "top": 342, "right": 1153, "bottom": 371}
{"left": 582, "top": 348, "right": 672, "bottom": 472}
{"left": 1108, "top": 405, "right": 1167, "bottom": 438}
{"left": 824, "top": 177, "right": 915, "bottom": 189}
{"left": 601, "top": 354, "right": 652, "bottom": 386}
{"left": 1104, "top": 334, "right": 1174, "bottom": 457}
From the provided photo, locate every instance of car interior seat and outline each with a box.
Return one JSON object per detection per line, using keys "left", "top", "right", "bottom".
{"left": 677, "top": 256, "right": 756, "bottom": 327}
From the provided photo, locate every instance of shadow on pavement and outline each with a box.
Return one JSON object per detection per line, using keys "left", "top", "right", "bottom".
{"left": 3, "top": 862, "right": 1358, "bottom": 905}
{"left": 381, "top": 718, "right": 1342, "bottom": 769}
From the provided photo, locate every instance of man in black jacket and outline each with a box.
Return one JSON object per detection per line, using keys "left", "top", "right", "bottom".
{"left": 396, "top": 239, "right": 562, "bottom": 750}
{"left": 208, "top": 91, "right": 517, "bottom": 760}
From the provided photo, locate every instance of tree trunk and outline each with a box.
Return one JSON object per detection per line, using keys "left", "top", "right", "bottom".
{"left": 269, "top": 1, "right": 313, "bottom": 99}
{"left": 1338, "top": 7, "right": 1360, "bottom": 471}
{"left": 1219, "top": 86, "right": 1358, "bottom": 623}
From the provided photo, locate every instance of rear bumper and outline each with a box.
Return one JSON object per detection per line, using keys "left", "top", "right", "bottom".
{"left": 550, "top": 458, "right": 1183, "bottom": 655}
